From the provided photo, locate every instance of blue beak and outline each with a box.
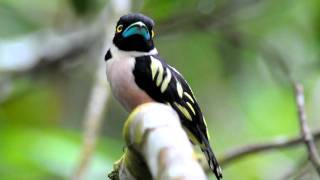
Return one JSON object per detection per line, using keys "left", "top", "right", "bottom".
{"left": 122, "top": 22, "right": 151, "bottom": 41}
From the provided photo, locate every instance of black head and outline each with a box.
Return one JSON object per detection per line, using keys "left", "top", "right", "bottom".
{"left": 113, "top": 13, "right": 155, "bottom": 52}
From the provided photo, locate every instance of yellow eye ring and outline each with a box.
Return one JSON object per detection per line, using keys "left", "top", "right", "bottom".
{"left": 116, "top": 25, "right": 123, "bottom": 33}
{"left": 151, "top": 30, "right": 155, "bottom": 38}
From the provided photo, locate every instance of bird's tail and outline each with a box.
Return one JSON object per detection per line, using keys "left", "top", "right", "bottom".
{"left": 198, "top": 130, "right": 223, "bottom": 180}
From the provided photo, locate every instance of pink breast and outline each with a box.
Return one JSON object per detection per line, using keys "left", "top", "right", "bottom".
{"left": 107, "top": 58, "right": 154, "bottom": 111}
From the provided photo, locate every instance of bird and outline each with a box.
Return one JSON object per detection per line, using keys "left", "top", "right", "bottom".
{"left": 105, "top": 13, "right": 222, "bottom": 179}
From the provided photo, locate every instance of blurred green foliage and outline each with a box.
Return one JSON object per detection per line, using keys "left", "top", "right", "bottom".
{"left": 0, "top": 0, "right": 320, "bottom": 179}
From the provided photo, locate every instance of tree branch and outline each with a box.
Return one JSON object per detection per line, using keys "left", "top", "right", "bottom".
{"left": 293, "top": 82, "right": 320, "bottom": 175}
{"left": 0, "top": 23, "right": 101, "bottom": 75}
{"left": 157, "top": 0, "right": 264, "bottom": 34}
{"left": 109, "top": 103, "right": 207, "bottom": 180}
{"left": 218, "top": 130, "right": 320, "bottom": 167}
{"left": 200, "top": 83, "right": 320, "bottom": 175}
{"left": 72, "top": 0, "right": 131, "bottom": 179}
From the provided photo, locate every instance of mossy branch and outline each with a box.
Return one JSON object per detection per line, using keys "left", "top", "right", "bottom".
{"left": 108, "top": 103, "right": 207, "bottom": 180}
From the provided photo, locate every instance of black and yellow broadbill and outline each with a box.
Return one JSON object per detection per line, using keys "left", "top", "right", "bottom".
{"left": 105, "top": 13, "right": 222, "bottom": 179}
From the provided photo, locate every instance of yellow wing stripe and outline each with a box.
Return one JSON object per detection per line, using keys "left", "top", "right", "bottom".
{"left": 160, "top": 68, "right": 172, "bottom": 93}
{"left": 176, "top": 81, "right": 183, "bottom": 98}
{"left": 184, "top": 92, "right": 195, "bottom": 103}
{"left": 186, "top": 102, "right": 196, "bottom": 115}
{"left": 174, "top": 102, "right": 192, "bottom": 121}
{"left": 150, "top": 58, "right": 158, "bottom": 80}
{"left": 150, "top": 57, "right": 164, "bottom": 86}
{"left": 202, "top": 116, "right": 211, "bottom": 140}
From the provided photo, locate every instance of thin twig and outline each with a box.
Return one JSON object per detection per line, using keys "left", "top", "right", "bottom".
{"left": 72, "top": 66, "right": 111, "bottom": 180}
{"left": 157, "top": 0, "right": 265, "bottom": 34}
{"left": 293, "top": 82, "right": 320, "bottom": 175}
{"left": 218, "top": 130, "right": 320, "bottom": 166}
{"left": 72, "top": 1, "right": 131, "bottom": 179}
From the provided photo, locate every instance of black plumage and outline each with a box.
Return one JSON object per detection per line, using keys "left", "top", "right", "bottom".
{"left": 107, "top": 13, "right": 222, "bottom": 179}
{"left": 105, "top": 49, "right": 112, "bottom": 61}
{"left": 113, "top": 14, "right": 155, "bottom": 52}
{"left": 133, "top": 55, "right": 222, "bottom": 179}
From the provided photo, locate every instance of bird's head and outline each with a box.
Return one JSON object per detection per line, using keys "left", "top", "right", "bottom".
{"left": 112, "top": 13, "right": 155, "bottom": 52}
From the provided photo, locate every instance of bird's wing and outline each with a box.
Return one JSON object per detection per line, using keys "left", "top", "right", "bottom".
{"left": 133, "top": 54, "right": 210, "bottom": 144}
{"left": 133, "top": 55, "right": 223, "bottom": 179}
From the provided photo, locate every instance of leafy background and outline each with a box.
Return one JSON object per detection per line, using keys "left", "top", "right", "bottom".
{"left": 0, "top": 0, "right": 319, "bottom": 179}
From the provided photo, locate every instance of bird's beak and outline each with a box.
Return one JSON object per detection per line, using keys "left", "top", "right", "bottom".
{"left": 122, "top": 21, "right": 151, "bottom": 40}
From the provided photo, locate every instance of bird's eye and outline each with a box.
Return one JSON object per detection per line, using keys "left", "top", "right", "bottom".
{"left": 116, "top": 25, "right": 123, "bottom": 33}
{"left": 151, "top": 30, "right": 155, "bottom": 38}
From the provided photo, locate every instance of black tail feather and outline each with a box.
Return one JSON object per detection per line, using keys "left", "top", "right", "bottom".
{"left": 198, "top": 128, "right": 222, "bottom": 179}
{"left": 201, "top": 145, "right": 223, "bottom": 179}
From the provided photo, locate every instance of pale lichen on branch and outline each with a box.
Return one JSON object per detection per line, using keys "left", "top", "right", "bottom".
{"left": 109, "top": 103, "right": 207, "bottom": 180}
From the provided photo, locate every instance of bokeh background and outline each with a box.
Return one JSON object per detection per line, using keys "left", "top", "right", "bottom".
{"left": 0, "top": 0, "right": 320, "bottom": 179}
